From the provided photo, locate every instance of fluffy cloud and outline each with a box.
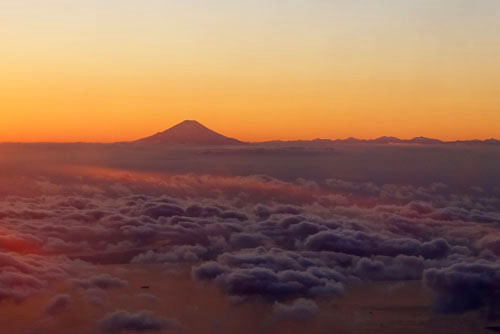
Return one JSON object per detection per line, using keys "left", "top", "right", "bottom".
{"left": 0, "top": 166, "right": 499, "bottom": 317}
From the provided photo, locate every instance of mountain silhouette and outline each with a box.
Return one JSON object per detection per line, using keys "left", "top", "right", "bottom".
{"left": 136, "top": 120, "right": 243, "bottom": 145}
{"left": 133, "top": 120, "right": 498, "bottom": 146}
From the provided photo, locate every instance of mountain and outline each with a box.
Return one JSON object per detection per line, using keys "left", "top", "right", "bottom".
{"left": 136, "top": 120, "right": 244, "bottom": 145}
{"left": 134, "top": 120, "right": 498, "bottom": 147}
{"left": 337, "top": 137, "right": 366, "bottom": 144}
{"left": 373, "top": 136, "right": 403, "bottom": 144}
{"left": 406, "top": 136, "right": 443, "bottom": 144}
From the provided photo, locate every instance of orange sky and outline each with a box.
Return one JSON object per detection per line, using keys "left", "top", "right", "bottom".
{"left": 1, "top": 0, "right": 499, "bottom": 142}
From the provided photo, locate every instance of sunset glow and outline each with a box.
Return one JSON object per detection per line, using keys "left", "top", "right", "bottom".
{"left": 3, "top": 2, "right": 500, "bottom": 333}
{"left": 1, "top": 0, "right": 499, "bottom": 142}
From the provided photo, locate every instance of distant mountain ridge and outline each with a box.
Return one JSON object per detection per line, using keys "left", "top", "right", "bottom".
{"left": 136, "top": 120, "right": 244, "bottom": 145}
{"left": 259, "top": 136, "right": 500, "bottom": 146}
{"left": 134, "top": 120, "right": 499, "bottom": 146}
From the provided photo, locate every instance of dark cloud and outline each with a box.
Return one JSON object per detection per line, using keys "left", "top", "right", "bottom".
{"left": 192, "top": 261, "right": 230, "bottom": 281}
{"left": 193, "top": 248, "right": 345, "bottom": 300}
{"left": 143, "top": 204, "right": 185, "bottom": 219}
{"left": 304, "top": 230, "right": 451, "bottom": 259}
{"left": 97, "top": 310, "right": 180, "bottom": 333}
{"left": 220, "top": 210, "right": 248, "bottom": 221}
{"left": 424, "top": 262, "right": 500, "bottom": 315}
{"left": 353, "top": 255, "right": 426, "bottom": 281}
{"left": 214, "top": 267, "right": 342, "bottom": 299}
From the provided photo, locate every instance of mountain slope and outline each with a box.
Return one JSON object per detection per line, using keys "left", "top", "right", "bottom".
{"left": 136, "top": 120, "right": 244, "bottom": 145}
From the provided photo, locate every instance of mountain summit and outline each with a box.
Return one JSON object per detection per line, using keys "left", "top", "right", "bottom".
{"left": 136, "top": 120, "right": 243, "bottom": 145}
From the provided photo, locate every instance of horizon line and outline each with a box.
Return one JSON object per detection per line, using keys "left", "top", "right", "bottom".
{"left": 0, "top": 120, "right": 499, "bottom": 145}
{"left": 1, "top": 136, "right": 499, "bottom": 145}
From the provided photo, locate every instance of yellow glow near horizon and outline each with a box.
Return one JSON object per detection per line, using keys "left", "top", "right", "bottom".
{"left": 1, "top": 0, "right": 499, "bottom": 142}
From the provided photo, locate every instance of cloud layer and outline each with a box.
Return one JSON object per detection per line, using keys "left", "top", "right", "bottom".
{"left": 1, "top": 161, "right": 500, "bottom": 324}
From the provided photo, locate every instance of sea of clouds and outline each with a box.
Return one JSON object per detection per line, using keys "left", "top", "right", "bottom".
{"left": 1, "top": 144, "right": 500, "bottom": 332}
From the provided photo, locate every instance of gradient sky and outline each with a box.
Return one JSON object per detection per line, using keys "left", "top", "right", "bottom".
{"left": 1, "top": 0, "right": 499, "bottom": 142}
